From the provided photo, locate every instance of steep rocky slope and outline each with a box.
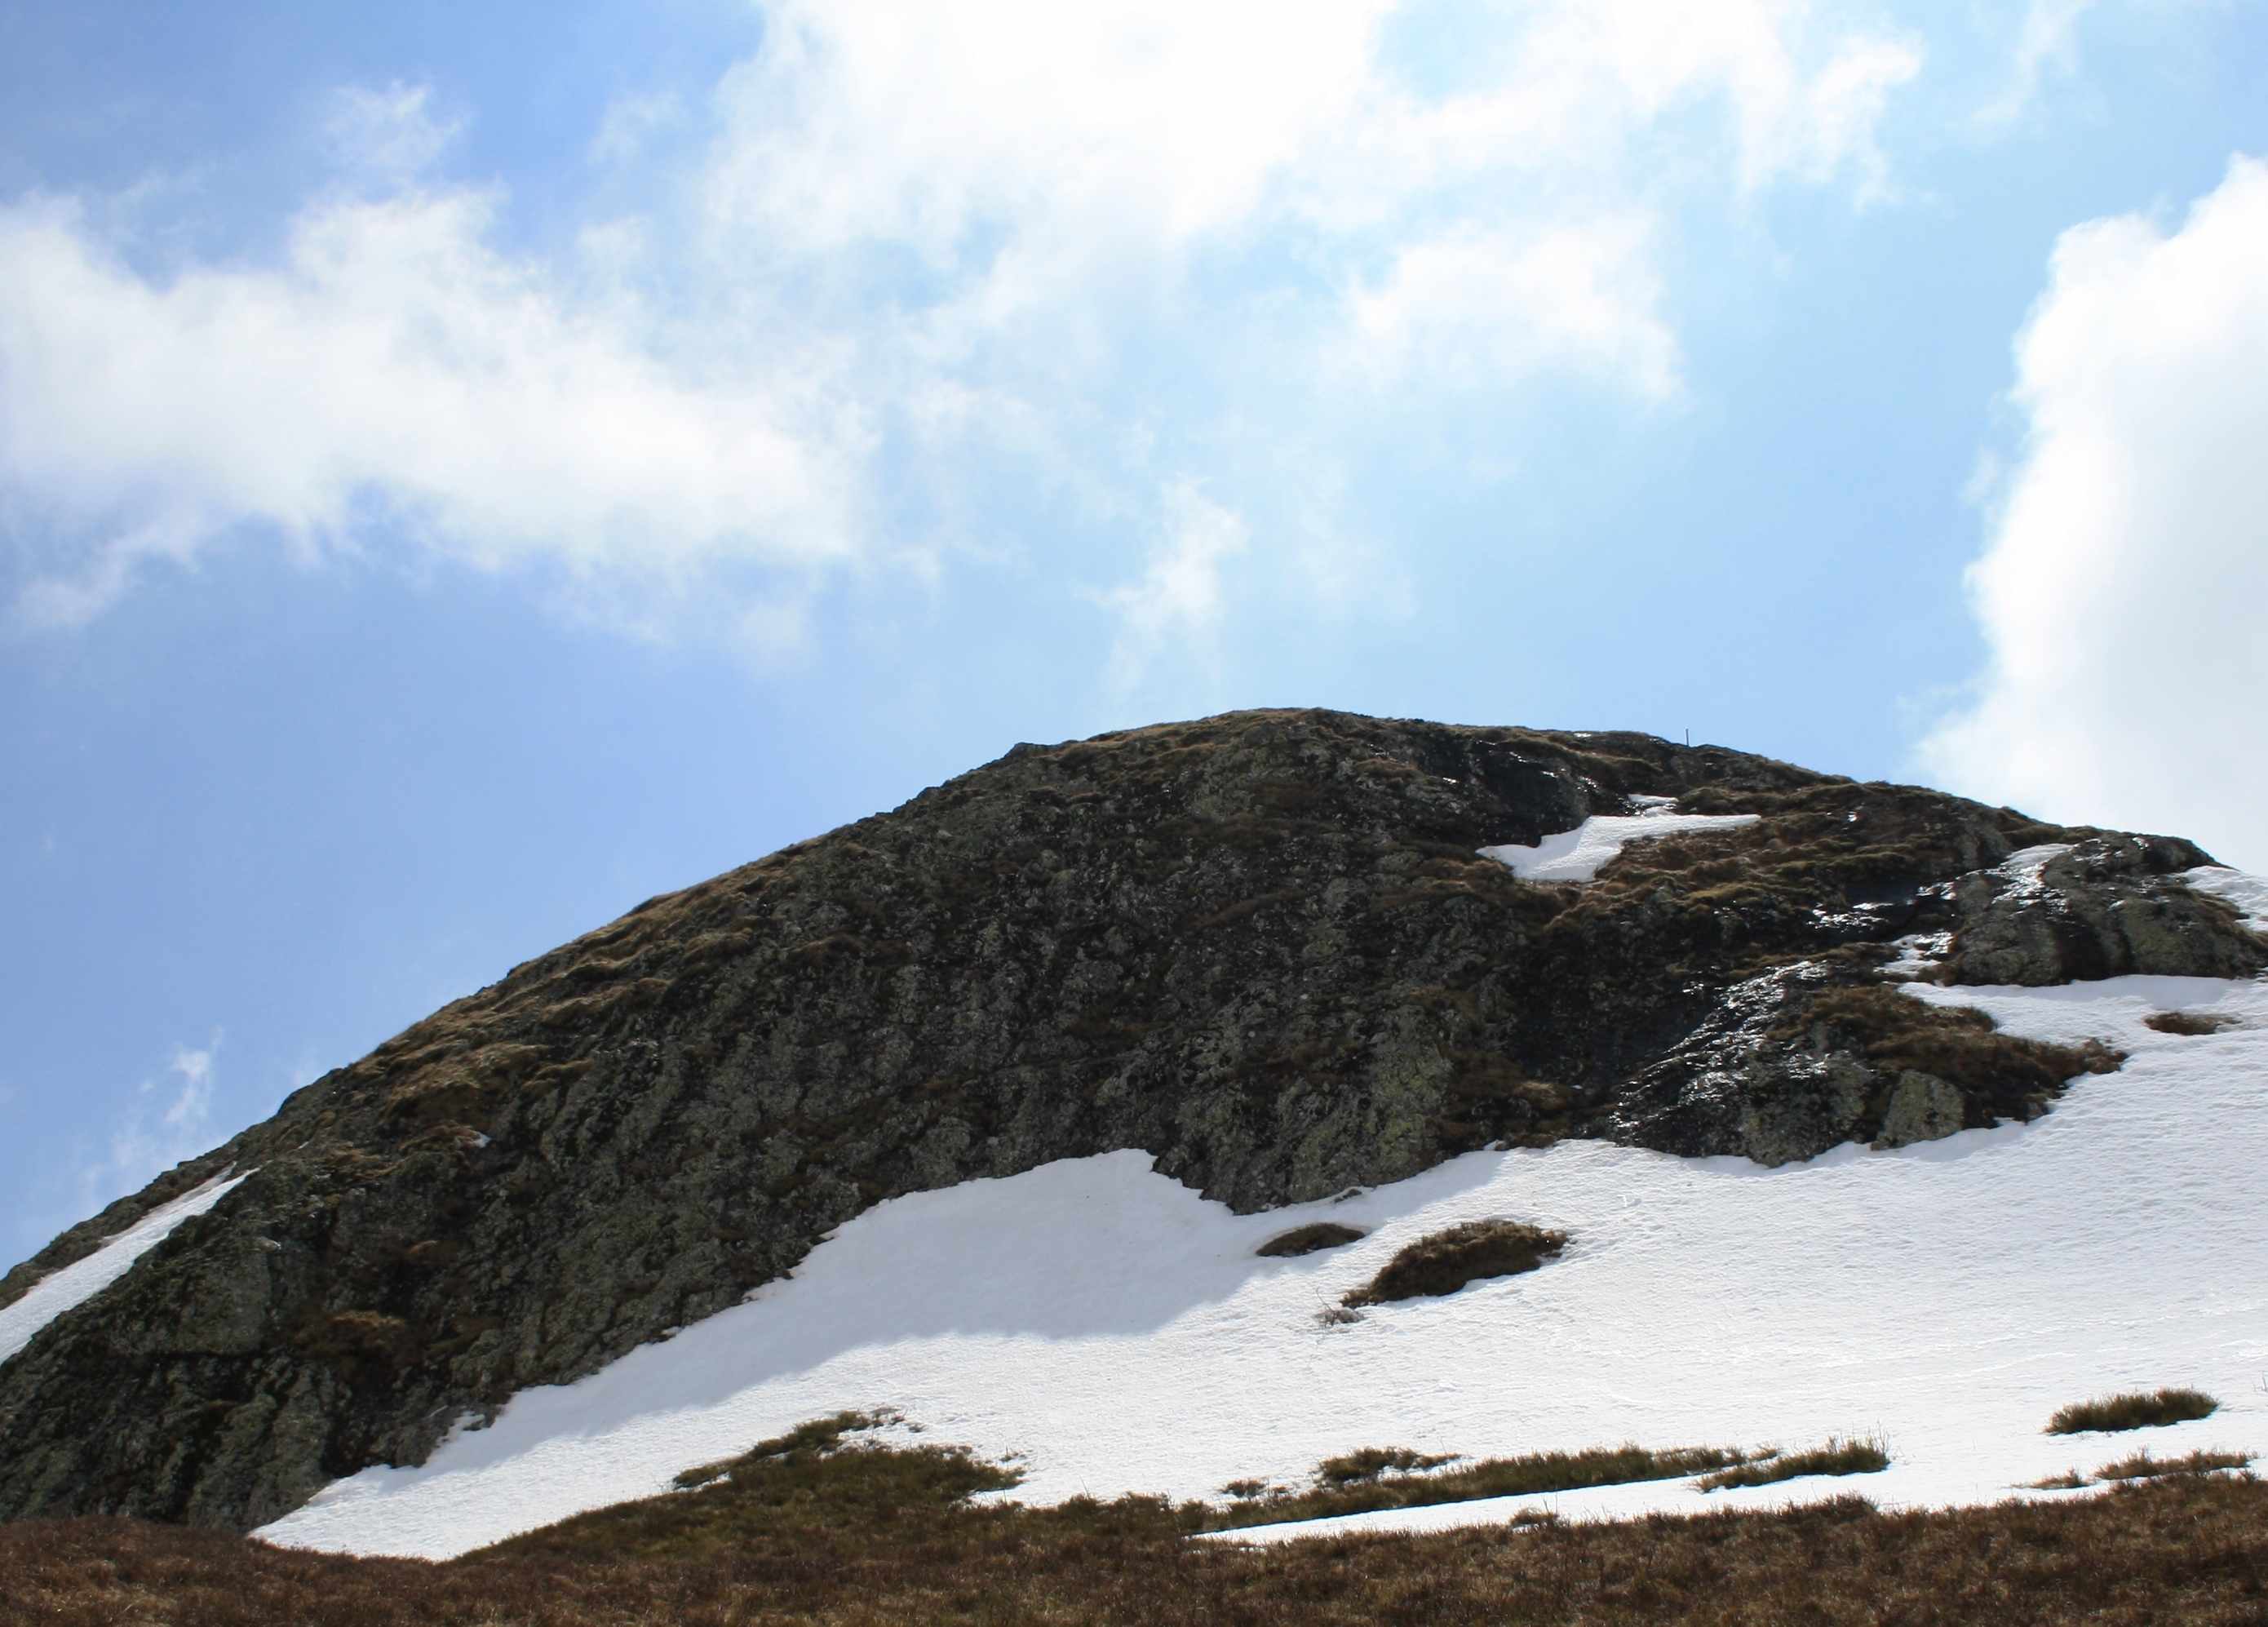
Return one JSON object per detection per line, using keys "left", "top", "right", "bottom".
{"left": 0, "top": 709, "right": 2256, "bottom": 1532}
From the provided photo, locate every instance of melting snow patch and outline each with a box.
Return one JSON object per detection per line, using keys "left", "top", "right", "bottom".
{"left": 254, "top": 945, "right": 2268, "bottom": 1560}
{"left": 1995, "top": 845, "right": 2075, "bottom": 902}
{"left": 0, "top": 1169, "right": 249, "bottom": 1368}
{"left": 1480, "top": 806, "right": 1760, "bottom": 884}
{"left": 2187, "top": 866, "right": 2268, "bottom": 935}
{"left": 1883, "top": 932, "right": 1953, "bottom": 978}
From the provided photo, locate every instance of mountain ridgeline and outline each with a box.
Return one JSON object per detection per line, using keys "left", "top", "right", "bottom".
{"left": 0, "top": 709, "right": 2258, "bottom": 1533}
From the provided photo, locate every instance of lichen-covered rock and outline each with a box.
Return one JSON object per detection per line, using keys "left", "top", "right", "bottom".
{"left": 0, "top": 707, "right": 2248, "bottom": 1532}
{"left": 1875, "top": 1071, "right": 1968, "bottom": 1150}
{"left": 1940, "top": 837, "right": 2264, "bottom": 986}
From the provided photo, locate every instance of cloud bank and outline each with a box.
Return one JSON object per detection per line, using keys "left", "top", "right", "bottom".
{"left": 0, "top": 1, "right": 1923, "bottom": 676}
{"left": 1920, "top": 155, "right": 2268, "bottom": 870}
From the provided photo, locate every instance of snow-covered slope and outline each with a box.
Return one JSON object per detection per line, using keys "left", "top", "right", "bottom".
{"left": 0, "top": 1171, "right": 246, "bottom": 1367}
{"left": 259, "top": 935, "right": 2268, "bottom": 1560}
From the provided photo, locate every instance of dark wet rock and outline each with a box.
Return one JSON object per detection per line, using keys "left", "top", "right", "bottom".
{"left": 0, "top": 707, "right": 2252, "bottom": 1532}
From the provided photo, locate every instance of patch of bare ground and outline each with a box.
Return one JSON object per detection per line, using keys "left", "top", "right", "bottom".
{"left": 9, "top": 1453, "right": 2268, "bottom": 1625}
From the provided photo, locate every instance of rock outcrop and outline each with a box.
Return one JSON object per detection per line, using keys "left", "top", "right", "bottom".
{"left": 0, "top": 708, "right": 2257, "bottom": 1532}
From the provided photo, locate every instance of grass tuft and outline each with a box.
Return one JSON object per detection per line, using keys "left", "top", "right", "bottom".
{"left": 1697, "top": 1437, "right": 1889, "bottom": 1492}
{"left": 1340, "top": 1218, "right": 1567, "bottom": 1307}
{"left": 2027, "top": 1470, "right": 2092, "bottom": 1491}
{"left": 2095, "top": 1449, "right": 2253, "bottom": 1483}
{"left": 1315, "top": 1447, "right": 1458, "bottom": 1487}
{"left": 1203, "top": 1443, "right": 1758, "bottom": 1531}
{"left": 1256, "top": 1221, "right": 1365, "bottom": 1258}
{"left": 2046, "top": 1388, "right": 2218, "bottom": 1435}
{"left": 2142, "top": 1010, "right": 2236, "bottom": 1036}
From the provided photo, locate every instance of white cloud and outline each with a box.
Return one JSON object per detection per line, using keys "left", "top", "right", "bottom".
{"left": 0, "top": 186, "right": 866, "bottom": 631}
{"left": 0, "top": 7, "right": 1926, "bottom": 664}
{"left": 1977, "top": 0, "right": 2097, "bottom": 126}
{"left": 702, "top": 0, "right": 1394, "bottom": 263}
{"left": 1096, "top": 481, "right": 1250, "bottom": 690}
{"left": 70, "top": 1035, "right": 223, "bottom": 1220}
{"left": 590, "top": 91, "right": 684, "bottom": 169}
{"left": 1344, "top": 216, "right": 1681, "bottom": 400}
{"left": 1917, "top": 155, "right": 2268, "bottom": 871}
{"left": 323, "top": 82, "right": 462, "bottom": 182}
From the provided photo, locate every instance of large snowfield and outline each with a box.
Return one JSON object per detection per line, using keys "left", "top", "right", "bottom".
{"left": 249, "top": 866, "right": 2268, "bottom": 1559}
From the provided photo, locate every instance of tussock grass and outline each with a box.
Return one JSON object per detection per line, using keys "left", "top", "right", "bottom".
{"left": 1204, "top": 1443, "right": 1757, "bottom": 1531}
{"left": 2027, "top": 1469, "right": 2092, "bottom": 1490}
{"left": 1255, "top": 1221, "right": 1364, "bottom": 1258}
{"left": 2142, "top": 1010, "right": 2235, "bottom": 1036}
{"left": 2095, "top": 1448, "right": 2253, "bottom": 1482}
{"left": 2047, "top": 1388, "right": 2218, "bottom": 1435}
{"left": 1697, "top": 1437, "right": 1889, "bottom": 1492}
{"left": 1314, "top": 1447, "right": 1456, "bottom": 1486}
{"left": 1340, "top": 1217, "right": 1567, "bottom": 1307}
{"left": 12, "top": 1457, "right": 2268, "bottom": 1624}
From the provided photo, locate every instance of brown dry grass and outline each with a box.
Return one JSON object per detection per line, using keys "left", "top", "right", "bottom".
{"left": 2095, "top": 1448, "right": 2252, "bottom": 1482}
{"left": 1793, "top": 985, "right": 2123, "bottom": 1119}
{"left": 1254, "top": 1222, "right": 1365, "bottom": 1258}
{"left": 1203, "top": 1443, "right": 1757, "bottom": 1531}
{"left": 1695, "top": 1438, "right": 1889, "bottom": 1492}
{"left": 2047, "top": 1388, "right": 2218, "bottom": 1435}
{"left": 7, "top": 1447, "right": 2268, "bottom": 1626}
{"left": 2142, "top": 1010, "right": 2237, "bottom": 1036}
{"left": 1341, "top": 1219, "right": 1569, "bottom": 1307}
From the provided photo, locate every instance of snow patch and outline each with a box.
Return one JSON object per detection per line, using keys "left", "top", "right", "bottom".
{"left": 1882, "top": 931, "right": 1953, "bottom": 978}
{"left": 255, "top": 950, "right": 2268, "bottom": 1560}
{"left": 0, "top": 1170, "right": 248, "bottom": 1368}
{"left": 1479, "top": 806, "right": 1761, "bottom": 884}
{"left": 2186, "top": 866, "right": 2268, "bottom": 935}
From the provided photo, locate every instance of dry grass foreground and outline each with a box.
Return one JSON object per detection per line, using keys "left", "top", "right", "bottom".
{"left": 8, "top": 1426, "right": 2268, "bottom": 1625}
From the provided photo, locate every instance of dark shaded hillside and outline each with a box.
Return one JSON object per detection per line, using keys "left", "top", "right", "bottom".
{"left": 0, "top": 708, "right": 2257, "bottom": 1532}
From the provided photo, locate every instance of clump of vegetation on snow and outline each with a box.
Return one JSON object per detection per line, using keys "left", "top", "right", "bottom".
{"left": 2142, "top": 1010, "right": 2237, "bottom": 1036}
{"left": 1340, "top": 1218, "right": 1568, "bottom": 1307}
{"left": 2095, "top": 1448, "right": 2253, "bottom": 1482}
{"left": 1255, "top": 1221, "right": 1365, "bottom": 1257}
{"left": 1696, "top": 1437, "right": 1889, "bottom": 1492}
{"left": 1201, "top": 1443, "right": 1758, "bottom": 1531}
{"left": 2046, "top": 1388, "right": 2218, "bottom": 1435}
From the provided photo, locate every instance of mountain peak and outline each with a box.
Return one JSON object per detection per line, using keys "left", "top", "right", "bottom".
{"left": 0, "top": 708, "right": 2257, "bottom": 1532}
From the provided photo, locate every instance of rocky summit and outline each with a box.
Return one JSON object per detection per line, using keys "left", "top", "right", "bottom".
{"left": 0, "top": 708, "right": 2257, "bottom": 1535}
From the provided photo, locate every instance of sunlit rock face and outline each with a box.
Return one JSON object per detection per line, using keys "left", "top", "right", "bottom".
{"left": 0, "top": 707, "right": 2257, "bottom": 1532}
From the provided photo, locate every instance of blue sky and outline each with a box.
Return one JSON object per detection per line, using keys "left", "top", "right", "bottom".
{"left": 4, "top": 0, "right": 2266, "bottom": 1266}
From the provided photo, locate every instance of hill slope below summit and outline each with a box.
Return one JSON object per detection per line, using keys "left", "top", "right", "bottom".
{"left": 0, "top": 709, "right": 2258, "bottom": 1536}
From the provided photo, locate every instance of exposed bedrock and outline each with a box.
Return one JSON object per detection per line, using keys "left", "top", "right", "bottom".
{"left": 0, "top": 707, "right": 2258, "bottom": 1532}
